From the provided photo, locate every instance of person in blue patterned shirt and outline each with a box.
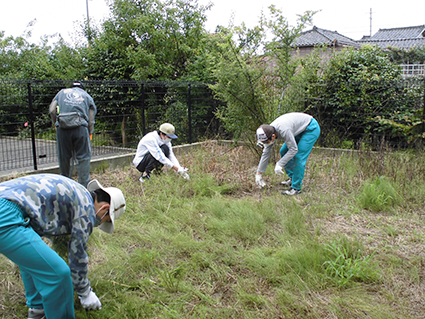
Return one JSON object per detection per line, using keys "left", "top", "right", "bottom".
{"left": 0, "top": 174, "right": 126, "bottom": 319}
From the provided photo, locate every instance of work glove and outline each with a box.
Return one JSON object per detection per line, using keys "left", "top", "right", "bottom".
{"left": 78, "top": 289, "right": 102, "bottom": 310}
{"left": 177, "top": 167, "right": 190, "bottom": 180}
{"left": 274, "top": 163, "right": 284, "bottom": 176}
{"left": 255, "top": 174, "right": 266, "bottom": 188}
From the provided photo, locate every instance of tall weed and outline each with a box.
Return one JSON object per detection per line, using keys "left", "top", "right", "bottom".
{"left": 358, "top": 176, "right": 401, "bottom": 212}
{"left": 323, "top": 239, "right": 380, "bottom": 287}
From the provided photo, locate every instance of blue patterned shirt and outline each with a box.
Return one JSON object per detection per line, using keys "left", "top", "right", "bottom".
{"left": 0, "top": 173, "right": 96, "bottom": 295}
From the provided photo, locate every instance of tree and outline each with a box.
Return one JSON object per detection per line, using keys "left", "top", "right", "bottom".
{"left": 0, "top": 32, "right": 84, "bottom": 80}
{"left": 280, "top": 45, "right": 327, "bottom": 113}
{"left": 306, "top": 45, "right": 419, "bottom": 149}
{"left": 84, "top": 0, "right": 211, "bottom": 81}
{"left": 0, "top": 33, "right": 86, "bottom": 136}
{"left": 207, "top": 7, "right": 315, "bottom": 144}
{"left": 386, "top": 46, "right": 425, "bottom": 64}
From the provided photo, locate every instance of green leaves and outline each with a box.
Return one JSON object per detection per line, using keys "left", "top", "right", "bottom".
{"left": 85, "top": 0, "right": 212, "bottom": 81}
{"left": 304, "top": 45, "right": 425, "bottom": 148}
{"left": 358, "top": 176, "right": 402, "bottom": 212}
{"left": 208, "top": 8, "right": 315, "bottom": 142}
{"left": 323, "top": 240, "right": 379, "bottom": 288}
{"left": 0, "top": 34, "right": 84, "bottom": 80}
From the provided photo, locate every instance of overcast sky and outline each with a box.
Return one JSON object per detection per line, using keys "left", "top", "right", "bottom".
{"left": 0, "top": 0, "right": 423, "bottom": 45}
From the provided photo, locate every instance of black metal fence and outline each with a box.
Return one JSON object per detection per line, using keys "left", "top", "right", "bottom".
{"left": 0, "top": 80, "right": 223, "bottom": 172}
{"left": 1, "top": 78, "right": 424, "bottom": 173}
{"left": 305, "top": 78, "right": 425, "bottom": 150}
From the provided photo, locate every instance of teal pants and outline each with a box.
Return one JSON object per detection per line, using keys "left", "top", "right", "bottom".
{"left": 0, "top": 199, "right": 75, "bottom": 319}
{"left": 279, "top": 118, "right": 320, "bottom": 190}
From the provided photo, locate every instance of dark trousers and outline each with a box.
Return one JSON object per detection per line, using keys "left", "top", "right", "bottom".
{"left": 56, "top": 126, "right": 91, "bottom": 187}
{"left": 136, "top": 144, "right": 170, "bottom": 175}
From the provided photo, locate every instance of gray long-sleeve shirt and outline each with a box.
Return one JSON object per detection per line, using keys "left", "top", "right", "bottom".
{"left": 257, "top": 112, "right": 312, "bottom": 173}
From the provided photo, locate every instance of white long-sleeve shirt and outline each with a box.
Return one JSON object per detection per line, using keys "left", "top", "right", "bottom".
{"left": 257, "top": 112, "right": 312, "bottom": 173}
{"left": 133, "top": 130, "right": 181, "bottom": 169}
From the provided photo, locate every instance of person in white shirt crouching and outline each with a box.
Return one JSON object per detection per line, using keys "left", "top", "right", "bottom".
{"left": 133, "top": 123, "right": 189, "bottom": 182}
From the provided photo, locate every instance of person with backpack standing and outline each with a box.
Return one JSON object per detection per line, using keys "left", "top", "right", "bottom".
{"left": 49, "top": 81, "right": 97, "bottom": 187}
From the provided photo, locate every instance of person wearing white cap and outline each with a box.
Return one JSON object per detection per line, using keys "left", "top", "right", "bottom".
{"left": 255, "top": 112, "right": 320, "bottom": 195}
{"left": 0, "top": 173, "right": 126, "bottom": 319}
{"left": 133, "top": 123, "right": 189, "bottom": 182}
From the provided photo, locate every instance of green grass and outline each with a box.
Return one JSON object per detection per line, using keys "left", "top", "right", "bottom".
{"left": 1, "top": 142, "right": 425, "bottom": 318}
{"left": 358, "top": 176, "right": 402, "bottom": 212}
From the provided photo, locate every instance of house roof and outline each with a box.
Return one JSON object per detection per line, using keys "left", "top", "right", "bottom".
{"left": 366, "top": 25, "right": 425, "bottom": 40}
{"left": 357, "top": 38, "right": 425, "bottom": 49}
{"left": 293, "top": 26, "right": 360, "bottom": 48}
{"left": 293, "top": 25, "right": 425, "bottom": 51}
{"left": 358, "top": 25, "right": 425, "bottom": 49}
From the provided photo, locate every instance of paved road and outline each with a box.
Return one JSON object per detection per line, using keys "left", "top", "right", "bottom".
{"left": 0, "top": 137, "right": 134, "bottom": 176}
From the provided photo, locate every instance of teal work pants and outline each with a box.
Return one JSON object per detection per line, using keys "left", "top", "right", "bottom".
{"left": 0, "top": 199, "right": 75, "bottom": 319}
{"left": 279, "top": 118, "right": 320, "bottom": 190}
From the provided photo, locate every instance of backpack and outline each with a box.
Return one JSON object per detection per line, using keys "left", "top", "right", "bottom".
{"left": 50, "top": 88, "right": 88, "bottom": 129}
{"left": 57, "top": 111, "right": 83, "bottom": 129}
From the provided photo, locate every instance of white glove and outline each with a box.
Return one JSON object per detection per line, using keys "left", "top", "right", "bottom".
{"left": 177, "top": 167, "right": 190, "bottom": 180}
{"left": 274, "top": 163, "right": 284, "bottom": 176}
{"left": 79, "top": 289, "right": 102, "bottom": 310}
{"left": 255, "top": 174, "right": 266, "bottom": 188}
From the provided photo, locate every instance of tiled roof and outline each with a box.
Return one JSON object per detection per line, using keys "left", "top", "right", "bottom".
{"left": 293, "top": 26, "right": 360, "bottom": 48}
{"left": 358, "top": 25, "right": 425, "bottom": 49}
{"left": 358, "top": 38, "right": 425, "bottom": 49}
{"left": 368, "top": 25, "right": 425, "bottom": 40}
{"left": 293, "top": 25, "right": 425, "bottom": 50}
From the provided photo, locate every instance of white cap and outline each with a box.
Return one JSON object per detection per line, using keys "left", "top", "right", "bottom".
{"left": 256, "top": 127, "right": 268, "bottom": 142}
{"left": 87, "top": 179, "right": 126, "bottom": 234}
{"left": 159, "top": 123, "right": 178, "bottom": 139}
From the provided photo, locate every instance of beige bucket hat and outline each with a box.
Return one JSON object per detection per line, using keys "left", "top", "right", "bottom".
{"left": 87, "top": 179, "right": 126, "bottom": 234}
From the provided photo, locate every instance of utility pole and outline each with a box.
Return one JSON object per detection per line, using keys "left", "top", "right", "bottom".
{"left": 370, "top": 8, "right": 372, "bottom": 37}
{"left": 86, "top": 0, "right": 92, "bottom": 44}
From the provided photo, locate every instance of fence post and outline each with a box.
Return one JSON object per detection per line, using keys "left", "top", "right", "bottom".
{"left": 27, "top": 82, "right": 38, "bottom": 170}
{"left": 422, "top": 78, "right": 425, "bottom": 139}
{"left": 188, "top": 84, "right": 192, "bottom": 144}
{"left": 141, "top": 83, "right": 146, "bottom": 136}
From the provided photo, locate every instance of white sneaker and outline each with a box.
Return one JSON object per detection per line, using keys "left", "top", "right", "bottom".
{"left": 280, "top": 178, "right": 292, "bottom": 186}
{"left": 139, "top": 175, "right": 150, "bottom": 183}
{"left": 28, "top": 308, "right": 45, "bottom": 319}
{"left": 282, "top": 188, "right": 301, "bottom": 196}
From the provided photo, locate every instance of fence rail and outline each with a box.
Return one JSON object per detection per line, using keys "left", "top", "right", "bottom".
{"left": 400, "top": 64, "right": 425, "bottom": 78}
{"left": 0, "top": 80, "right": 222, "bottom": 172}
{"left": 1, "top": 79, "right": 424, "bottom": 173}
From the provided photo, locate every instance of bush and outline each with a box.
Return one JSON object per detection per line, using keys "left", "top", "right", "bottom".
{"left": 306, "top": 45, "right": 423, "bottom": 149}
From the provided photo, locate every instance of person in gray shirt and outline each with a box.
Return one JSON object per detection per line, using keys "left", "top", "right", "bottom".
{"left": 49, "top": 81, "right": 97, "bottom": 187}
{"left": 255, "top": 112, "right": 320, "bottom": 195}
